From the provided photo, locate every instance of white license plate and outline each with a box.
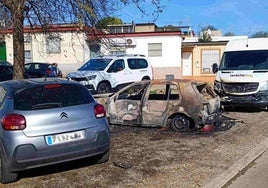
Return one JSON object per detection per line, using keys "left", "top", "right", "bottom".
{"left": 45, "top": 130, "right": 85, "bottom": 146}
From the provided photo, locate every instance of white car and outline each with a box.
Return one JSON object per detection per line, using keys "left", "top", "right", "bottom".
{"left": 66, "top": 54, "right": 153, "bottom": 94}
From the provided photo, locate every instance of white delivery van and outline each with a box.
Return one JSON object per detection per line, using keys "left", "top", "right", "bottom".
{"left": 212, "top": 38, "right": 268, "bottom": 108}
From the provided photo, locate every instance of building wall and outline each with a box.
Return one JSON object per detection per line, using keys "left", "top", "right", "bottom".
{"left": 124, "top": 35, "right": 182, "bottom": 79}
{"left": 5, "top": 31, "right": 90, "bottom": 75}
{"left": 192, "top": 44, "right": 225, "bottom": 76}
{"left": 135, "top": 24, "right": 156, "bottom": 32}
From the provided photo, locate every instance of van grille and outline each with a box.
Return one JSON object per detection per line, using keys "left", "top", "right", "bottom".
{"left": 70, "top": 77, "right": 87, "bottom": 82}
{"left": 223, "top": 83, "right": 259, "bottom": 93}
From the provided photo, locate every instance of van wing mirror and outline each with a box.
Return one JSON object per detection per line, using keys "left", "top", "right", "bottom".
{"left": 212, "top": 63, "right": 219, "bottom": 73}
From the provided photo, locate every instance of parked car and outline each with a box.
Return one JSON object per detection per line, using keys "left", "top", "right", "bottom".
{"left": 66, "top": 54, "right": 153, "bottom": 94}
{"left": 24, "top": 62, "right": 62, "bottom": 78}
{"left": 0, "top": 78, "right": 110, "bottom": 183}
{"left": 94, "top": 79, "right": 221, "bottom": 132}
{"left": 0, "top": 61, "right": 13, "bottom": 82}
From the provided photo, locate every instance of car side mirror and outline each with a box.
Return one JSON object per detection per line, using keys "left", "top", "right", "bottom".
{"left": 212, "top": 63, "right": 219, "bottom": 73}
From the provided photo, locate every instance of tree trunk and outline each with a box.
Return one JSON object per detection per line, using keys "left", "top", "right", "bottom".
{"left": 11, "top": 1, "right": 25, "bottom": 79}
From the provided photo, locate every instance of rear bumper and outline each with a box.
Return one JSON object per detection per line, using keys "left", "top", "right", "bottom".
{"left": 6, "top": 129, "right": 110, "bottom": 172}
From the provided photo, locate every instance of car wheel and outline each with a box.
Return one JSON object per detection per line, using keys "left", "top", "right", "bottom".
{"left": 142, "top": 76, "right": 150, "bottom": 81}
{"left": 170, "top": 114, "right": 191, "bottom": 132}
{"left": 0, "top": 154, "right": 18, "bottom": 184}
{"left": 94, "top": 150, "right": 110, "bottom": 164}
{"left": 97, "top": 83, "right": 111, "bottom": 94}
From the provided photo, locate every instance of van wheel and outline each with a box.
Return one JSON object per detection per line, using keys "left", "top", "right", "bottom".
{"left": 97, "top": 83, "right": 111, "bottom": 94}
{"left": 0, "top": 154, "right": 18, "bottom": 184}
{"left": 170, "top": 115, "right": 191, "bottom": 132}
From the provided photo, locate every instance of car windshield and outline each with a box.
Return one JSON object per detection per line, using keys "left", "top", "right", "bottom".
{"left": 219, "top": 50, "right": 268, "bottom": 70}
{"left": 14, "top": 84, "right": 94, "bottom": 110}
{"left": 78, "top": 58, "right": 112, "bottom": 71}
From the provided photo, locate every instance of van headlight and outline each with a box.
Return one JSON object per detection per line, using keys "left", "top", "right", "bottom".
{"left": 214, "top": 80, "right": 222, "bottom": 94}
{"left": 259, "top": 81, "right": 268, "bottom": 91}
{"left": 87, "top": 75, "right": 97, "bottom": 80}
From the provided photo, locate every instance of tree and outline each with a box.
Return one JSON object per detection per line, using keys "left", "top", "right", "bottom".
{"left": 96, "top": 17, "right": 123, "bottom": 29}
{"left": 0, "top": 0, "right": 164, "bottom": 79}
{"left": 200, "top": 25, "right": 217, "bottom": 32}
{"left": 198, "top": 25, "right": 217, "bottom": 42}
{"left": 250, "top": 31, "right": 268, "bottom": 38}
{"left": 224, "top": 32, "right": 236, "bottom": 36}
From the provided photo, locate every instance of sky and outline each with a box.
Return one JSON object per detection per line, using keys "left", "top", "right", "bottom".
{"left": 117, "top": 0, "right": 268, "bottom": 36}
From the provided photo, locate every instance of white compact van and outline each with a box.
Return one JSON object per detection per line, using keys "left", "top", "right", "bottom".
{"left": 66, "top": 54, "right": 153, "bottom": 94}
{"left": 212, "top": 38, "right": 268, "bottom": 108}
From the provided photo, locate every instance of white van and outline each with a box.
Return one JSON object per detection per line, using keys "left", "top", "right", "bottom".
{"left": 212, "top": 38, "right": 268, "bottom": 108}
{"left": 66, "top": 54, "right": 153, "bottom": 94}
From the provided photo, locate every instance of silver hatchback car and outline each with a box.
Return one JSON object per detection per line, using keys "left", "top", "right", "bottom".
{"left": 0, "top": 78, "right": 110, "bottom": 183}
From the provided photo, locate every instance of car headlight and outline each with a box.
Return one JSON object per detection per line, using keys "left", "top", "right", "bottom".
{"left": 87, "top": 75, "right": 97, "bottom": 80}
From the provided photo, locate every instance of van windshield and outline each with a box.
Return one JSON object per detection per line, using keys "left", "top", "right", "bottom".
{"left": 78, "top": 58, "right": 112, "bottom": 71}
{"left": 219, "top": 50, "right": 268, "bottom": 70}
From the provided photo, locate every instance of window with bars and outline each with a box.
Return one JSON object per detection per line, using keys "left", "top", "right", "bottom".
{"left": 201, "top": 49, "right": 220, "bottom": 73}
{"left": 148, "top": 43, "right": 162, "bottom": 57}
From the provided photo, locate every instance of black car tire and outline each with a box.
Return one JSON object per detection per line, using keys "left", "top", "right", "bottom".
{"left": 0, "top": 154, "right": 18, "bottom": 184}
{"left": 170, "top": 114, "right": 191, "bottom": 132}
{"left": 97, "top": 83, "right": 111, "bottom": 94}
{"left": 95, "top": 150, "right": 110, "bottom": 164}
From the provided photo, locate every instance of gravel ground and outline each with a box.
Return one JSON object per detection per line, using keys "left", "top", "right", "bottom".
{"left": 3, "top": 108, "right": 268, "bottom": 188}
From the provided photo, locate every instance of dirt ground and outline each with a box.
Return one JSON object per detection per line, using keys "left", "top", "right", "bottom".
{"left": 3, "top": 108, "right": 268, "bottom": 188}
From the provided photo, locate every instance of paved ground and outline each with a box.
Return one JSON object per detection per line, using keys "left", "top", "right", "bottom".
{"left": 203, "top": 137, "right": 268, "bottom": 188}
{"left": 225, "top": 148, "right": 268, "bottom": 188}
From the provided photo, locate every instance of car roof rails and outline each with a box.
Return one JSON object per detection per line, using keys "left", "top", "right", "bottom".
{"left": 116, "top": 54, "right": 146, "bottom": 57}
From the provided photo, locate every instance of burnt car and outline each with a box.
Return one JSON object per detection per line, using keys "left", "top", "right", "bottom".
{"left": 94, "top": 79, "right": 221, "bottom": 132}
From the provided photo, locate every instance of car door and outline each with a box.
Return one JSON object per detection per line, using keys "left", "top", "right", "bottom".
{"left": 141, "top": 83, "right": 170, "bottom": 126}
{"left": 108, "top": 82, "right": 148, "bottom": 125}
{"left": 106, "top": 59, "right": 129, "bottom": 88}
{"left": 127, "top": 58, "right": 149, "bottom": 82}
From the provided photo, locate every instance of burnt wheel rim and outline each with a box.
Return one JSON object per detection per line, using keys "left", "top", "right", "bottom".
{"left": 173, "top": 116, "right": 187, "bottom": 130}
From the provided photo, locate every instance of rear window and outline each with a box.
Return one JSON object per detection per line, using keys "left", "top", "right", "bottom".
{"left": 14, "top": 84, "right": 94, "bottom": 110}
{"left": 0, "top": 87, "right": 6, "bottom": 106}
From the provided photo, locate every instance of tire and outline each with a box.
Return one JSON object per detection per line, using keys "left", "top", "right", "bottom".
{"left": 0, "top": 154, "right": 18, "bottom": 184}
{"left": 142, "top": 76, "right": 150, "bottom": 81}
{"left": 97, "top": 83, "right": 111, "bottom": 94}
{"left": 170, "top": 114, "right": 192, "bottom": 132}
{"left": 95, "top": 150, "right": 110, "bottom": 164}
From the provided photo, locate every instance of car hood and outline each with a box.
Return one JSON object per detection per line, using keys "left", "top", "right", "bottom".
{"left": 67, "top": 70, "right": 104, "bottom": 78}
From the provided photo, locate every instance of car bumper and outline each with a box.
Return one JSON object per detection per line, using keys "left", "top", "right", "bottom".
{"left": 5, "top": 128, "right": 110, "bottom": 172}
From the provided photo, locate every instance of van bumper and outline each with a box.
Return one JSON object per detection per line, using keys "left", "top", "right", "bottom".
{"left": 221, "top": 91, "right": 268, "bottom": 107}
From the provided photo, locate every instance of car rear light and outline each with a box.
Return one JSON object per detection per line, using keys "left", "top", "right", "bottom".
{"left": 1, "top": 114, "right": 26, "bottom": 130}
{"left": 94, "top": 104, "right": 106, "bottom": 118}
{"left": 46, "top": 68, "right": 51, "bottom": 74}
{"left": 45, "top": 84, "right": 61, "bottom": 89}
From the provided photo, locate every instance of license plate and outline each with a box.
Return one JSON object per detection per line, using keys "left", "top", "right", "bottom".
{"left": 45, "top": 130, "right": 85, "bottom": 146}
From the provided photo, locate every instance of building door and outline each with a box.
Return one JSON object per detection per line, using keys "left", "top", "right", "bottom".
{"left": 0, "top": 42, "right": 7, "bottom": 61}
{"left": 182, "top": 52, "right": 192, "bottom": 76}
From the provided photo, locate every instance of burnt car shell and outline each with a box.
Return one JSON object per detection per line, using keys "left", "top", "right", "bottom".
{"left": 94, "top": 79, "right": 221, "bottom": 132}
